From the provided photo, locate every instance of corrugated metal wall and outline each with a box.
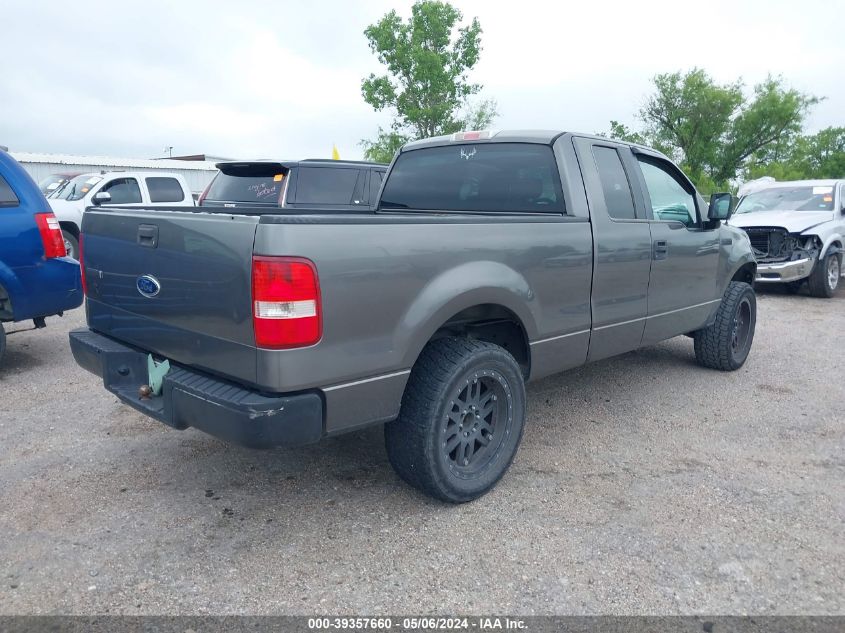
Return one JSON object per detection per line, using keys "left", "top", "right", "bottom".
{"left": 17, "top": 161, "right": 217, "bottom": 193}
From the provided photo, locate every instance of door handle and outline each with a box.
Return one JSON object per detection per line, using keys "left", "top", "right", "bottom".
{"left": 653, "top": 239, "right": 668, "bottom": 260}
{"left": 137, "top": 224, "right": 159, "bottom": 248}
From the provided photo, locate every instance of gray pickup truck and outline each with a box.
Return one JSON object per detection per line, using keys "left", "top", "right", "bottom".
{"left": 70, "top": 130, "right": 757, "bottom": 502}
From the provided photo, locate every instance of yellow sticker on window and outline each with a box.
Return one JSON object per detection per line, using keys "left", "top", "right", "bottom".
{"left": 823, "top": 195, "right": 832, "bottom": 202}
{"left": 273, "top": 174, "right": 284, "bottom": 182}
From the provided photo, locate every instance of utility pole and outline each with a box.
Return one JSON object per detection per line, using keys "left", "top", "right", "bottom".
{"left": 164, "top": 146, "right": 173, "bottom": 158}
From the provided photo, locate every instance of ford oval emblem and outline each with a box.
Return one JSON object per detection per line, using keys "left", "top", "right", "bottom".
{"left": 136, "top": 274, "right": 161, "bottom": 298}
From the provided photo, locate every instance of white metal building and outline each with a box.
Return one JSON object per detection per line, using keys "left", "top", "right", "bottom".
{"left": 11, "top": 152, "right": 220, "bottom": 194}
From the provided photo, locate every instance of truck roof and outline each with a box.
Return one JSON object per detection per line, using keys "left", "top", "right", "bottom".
{"left": 747, "top": 179, "right": 843, "bottom": 188}
{"left": 214, "top": 159, "right": 388, "bottom": 170}
{"left": 401, "top": 130, "right": 664, "bottom": 157}
{"left": 69, "top": 170, "right": 189, "bottom": 180}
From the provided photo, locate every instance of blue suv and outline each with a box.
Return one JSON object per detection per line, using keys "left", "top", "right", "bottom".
{"left": 0, "top": 148, "right": 83, "bottom": 364}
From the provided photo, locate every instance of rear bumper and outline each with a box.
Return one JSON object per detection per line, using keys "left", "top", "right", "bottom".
{"left": 69, "top": 328, "right": 323, "bottom": 448}
{"left": 7, "top": 257, "right": 82, "bottom": 322}
{"left": 755, "top": 257, "right": 814, "bottom": 283}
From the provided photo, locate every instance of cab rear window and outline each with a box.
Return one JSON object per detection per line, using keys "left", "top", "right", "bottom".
{"left": 380, "top": 143, "right": 564, "bottom": 213}
{"left": 205, "top": 164, "right": 290, "bottom": 205}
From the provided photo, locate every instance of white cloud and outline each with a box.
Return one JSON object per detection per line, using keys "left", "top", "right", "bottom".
{"left": 0, "top": 0, "right": 841, "bottom": 160}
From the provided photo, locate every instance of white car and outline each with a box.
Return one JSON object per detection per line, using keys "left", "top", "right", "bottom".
{"left": 729, "top": 179, "right": 845, "bottom": 297}
{"left": 48, "top": 171, "right": 193, "bottom": 259}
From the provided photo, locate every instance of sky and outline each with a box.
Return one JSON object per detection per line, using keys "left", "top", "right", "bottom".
{"left": 1, "top": 0, "right": 842, "bottom": 161}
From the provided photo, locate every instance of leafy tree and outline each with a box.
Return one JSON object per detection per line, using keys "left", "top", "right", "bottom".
{"left": 605, "top": 69, "right": 818, "bottom": 188}
{"left": 744, "top": 127, "right": 845, "bottom": 182}
{"left": 360, "top": 1, "right": 497, "bottom": 163}
{"left": 603, "top": 120, "right": 646, "bottom": 146}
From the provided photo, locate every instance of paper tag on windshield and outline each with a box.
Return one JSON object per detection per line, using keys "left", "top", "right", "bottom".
{"left": 813, "top": 186, "right": 833, "bottom": 194}
{"left": 273, "top": 174, "right": 284, "bottom": 182}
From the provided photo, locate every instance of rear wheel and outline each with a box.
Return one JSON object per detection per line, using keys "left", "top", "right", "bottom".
{"left": 807, "top": 252, "right": 841, "bottom": 298}
{"left": 62, "top": 230, "right": 79, "bottom": 260}
{"left": 385, "top": 337, "right": 526, "bottom": 503}
{"left": 0, "top": 324, "right": 6, "bottom": 365}
{"left": 693, "top": 281, "right": 756, "bottom": 371}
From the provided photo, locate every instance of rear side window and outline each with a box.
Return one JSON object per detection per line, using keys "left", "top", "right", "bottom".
{"left": 146, "top": 177, "right": 184, "bottom": 203}
{"left": 592, "top": 146, "right": 636, "bottom": 220}
{"left": 295, "top": 167, "right": 360, "bottom": 205}
{"left": 102, "top": 178, "right": 142, "bottom": 204}
{"left": 0, "top": 174, "right": 19, "bottom": 207}
{"left": 205, "top": 164, "right": 289, "bottom": 205}
{"left": 380, "top": 143, "right": 564, "bottom": 213}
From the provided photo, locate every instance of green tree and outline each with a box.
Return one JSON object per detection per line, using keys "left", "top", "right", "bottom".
{"left": 605, "top": 69, "right": 818, "bottom": 188}
{"left": 603, "top": 120, "right": 646, "bottom": 146}
{"left": 360, "top": 1, "right": 497, "bottom": 163}
{"left": 743, "top": 127, "right": 845, "bottom": 181}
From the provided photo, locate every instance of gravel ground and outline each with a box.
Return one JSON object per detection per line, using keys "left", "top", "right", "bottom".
{"left": 0, "top": 286, "right": 843, "bottom": 615}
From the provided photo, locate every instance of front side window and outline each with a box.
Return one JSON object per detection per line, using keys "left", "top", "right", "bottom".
{"left": 380, "top": 143, "right": 564, "bottom": 213}
{"left": 592, "top": 146, "right": 636, "bottom": 220}
{"left": 146, "top": 177, "right": 184, "bottom": 203}
{"left": 0, "top": 174, "right": 19, "bottom": 207}
{"left": 102, "top": 178, "right": 142, "bottom": 204}
{"left": 295, "top": 167, "right": 360, "bottom": 205}
{"left": 637, "top": 158, "right": 697, "bottom": 227}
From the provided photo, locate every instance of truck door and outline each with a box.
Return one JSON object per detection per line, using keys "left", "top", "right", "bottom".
{"left": 572, "top": 137, "right": 652, "bottom": 362}
{"left": 627, "top": 150, "right": 721, "bottom": 345}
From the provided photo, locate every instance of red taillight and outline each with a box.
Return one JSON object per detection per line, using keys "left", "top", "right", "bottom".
{"left": 78, "top": 233, "right": 88, "bottom": 295}
{"left": 251, "top": 256, "right": 321, "bottom": 349}
{"left": 34, "top": 212, "right": 66, "bottom": 258}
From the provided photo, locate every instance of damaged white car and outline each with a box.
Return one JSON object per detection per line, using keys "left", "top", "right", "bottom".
{"left": 730, "top": 179, "right": 844, "bottom": 297}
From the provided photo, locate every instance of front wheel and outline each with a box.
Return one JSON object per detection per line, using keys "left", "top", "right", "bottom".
{"left": 385, "top": 337, "right": 526, "bottom": 503}
{"left": 693, "top": 281, "right": 756, "bottom": 371}
{"left": 807, "top": 252, "right": 841, "bottom": 298}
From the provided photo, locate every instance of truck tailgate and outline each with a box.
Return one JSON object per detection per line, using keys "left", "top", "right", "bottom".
{"left": 81, "top": 208, "right": 260, "bottom": 386}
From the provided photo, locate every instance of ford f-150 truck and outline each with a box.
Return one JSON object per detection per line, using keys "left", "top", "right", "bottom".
{"left": 729, "top": 179, "right": 844, "bottom": 297}
{"left": 69, "top": 130, "right": 757, "bottom": 502}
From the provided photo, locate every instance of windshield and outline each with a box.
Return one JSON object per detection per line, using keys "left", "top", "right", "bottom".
{"left": 52, "top": 174, "right": 103, "bottom": 201}
{"left": 735, "top": 186, "right": 835, "bottom": 213}
{"left": 38, "top": 174, "right": 72, "bottom": 194}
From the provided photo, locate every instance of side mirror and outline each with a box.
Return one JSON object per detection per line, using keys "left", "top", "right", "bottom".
{"left": 92, "top": 191, "right": 112, "bottom": 206}
{"left": 708, "top": 192, "right": 733, "bottom": 221}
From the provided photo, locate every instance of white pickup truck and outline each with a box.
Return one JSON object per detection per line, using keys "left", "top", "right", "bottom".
{"left": 48, "top": 171, "right": 193, "bottom": 258}
{"left": 730, "top": 179, "right": 844, "bottom": 297}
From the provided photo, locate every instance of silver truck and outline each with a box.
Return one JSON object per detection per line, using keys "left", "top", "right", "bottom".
{"left": 729, "top": 179, "right": 844, "bottom": 297}
{"left": 69, "top": 130, "right": 757, "bottom": 502}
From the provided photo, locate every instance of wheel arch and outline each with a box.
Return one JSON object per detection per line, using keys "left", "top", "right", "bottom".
{"left": 397, "top": 262, "right": 538, "bottom": 378}
{"left": 59, "top": 221, "right": 80, "bottom": 239}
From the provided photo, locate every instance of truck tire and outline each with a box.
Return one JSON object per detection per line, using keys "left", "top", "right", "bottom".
{"left": 693, "top": 281, "right": 756, "bottom": 371}
{"left": 62, "top": 230, "right": 79, "bottom": 260}
{"left": 0, "top": 324, "right": 5, "bottom": 365}
{"left": 807, "top": 252, "right": 841, "bottom": 298}
{"left": 385, "top": 337, "right": 526, "bottom": 503}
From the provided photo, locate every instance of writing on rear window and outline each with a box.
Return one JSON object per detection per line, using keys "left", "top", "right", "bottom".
{"left": 380, "top": 143, "right": 565, "bottom": 213}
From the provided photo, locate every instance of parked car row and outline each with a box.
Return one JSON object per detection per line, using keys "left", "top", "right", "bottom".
{"left": 4, "top": 129, "right": 842, "bottom": 503}
{"left": 42, "top": 160, "right": 388, "bottom": 259}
